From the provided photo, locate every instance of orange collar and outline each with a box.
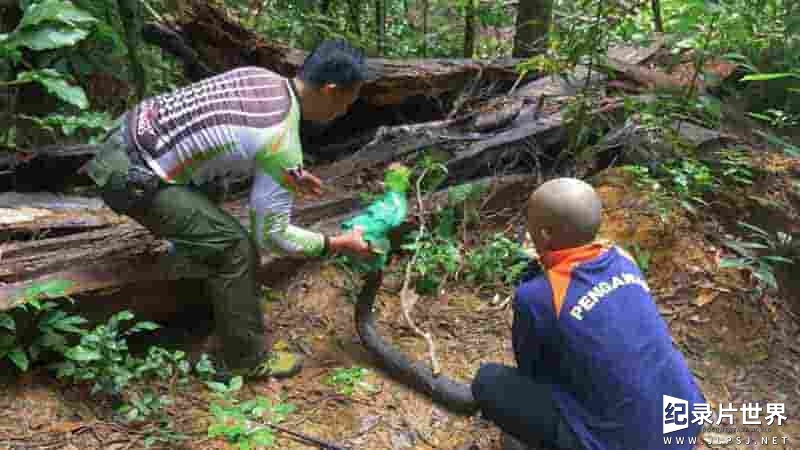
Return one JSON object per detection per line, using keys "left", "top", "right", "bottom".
{"left": 541, "top": 242, "right": 608, "bottom": 271}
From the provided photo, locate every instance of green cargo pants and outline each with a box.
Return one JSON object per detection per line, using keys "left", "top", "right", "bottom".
{"left": 84, "top": 124, "right": 267, "bottom": 371}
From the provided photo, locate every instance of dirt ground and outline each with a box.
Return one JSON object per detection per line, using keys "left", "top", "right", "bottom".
{"left": 1, "top": 159, "right": 799, "bottom": 450}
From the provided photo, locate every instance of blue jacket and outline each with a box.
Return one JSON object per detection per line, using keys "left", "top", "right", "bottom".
{"left": 513, "top": 243, "right": 705, "bottom": 450}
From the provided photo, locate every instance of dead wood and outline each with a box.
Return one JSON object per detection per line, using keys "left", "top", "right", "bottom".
{"left": 0, "top": 193, "right": 362, "bottom": 310}
{"left": 0, "top": 192, "right": 121, "bottom": 236}
{"left": 312, "top": 41, "right": 669, "bottom": 182}
{"left": 314, "top": 94, "right": 626, "bottom": 184}
{"left": 0, "top": 174, "right": 540, "bottom": 311}
{"left": 603, "top": 57, "right": 702, "bottom": 93}
{"left": 589, "top": 116, "right": 739, "bottom": 166}
{"left": 141, "top": 0, "right": 525, "bottom": 107}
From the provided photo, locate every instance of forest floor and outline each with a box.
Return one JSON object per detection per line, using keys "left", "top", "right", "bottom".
{"left": 0, "top": 152, "right": 799, "bottom": 450}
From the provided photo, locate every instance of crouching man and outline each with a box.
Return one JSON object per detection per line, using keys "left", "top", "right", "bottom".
{"left": 82, "top": 39, "right": 372, "bottom": 380}
{"left": 472, "top": 178, "right": 705, "bottom": 450}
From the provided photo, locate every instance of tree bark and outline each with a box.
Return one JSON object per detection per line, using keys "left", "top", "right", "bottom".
{"left": 347, "top": 0, "right": 362, "bottom": 35}
{"left": 512, "top": 0, "right": 553, "bottom": 58}
{"left": 140, "top": 3, "right": 526, "bottom": 107}
{"left": 0, "top": 192, "right": 119, "bottom": 237}
{"left": 651, "top": 0, "right": 664, "bottom": 32}
{"left": 463, "top": 0, "right": 477, "bottom": 58}
{"left": 0, "top": 193, "right": 363, "bottom": 309}
{"left": 116, "top": 0, "right": 147, "bottom": 102}
{"left": 0, "top": 172, "right": 545, "bottom": 310}
{"left": 375, "top": 0, "right": 385, "bottom": 55}
{"left": 0, "top": 1, "right": 19, "bottom": 148}
{"left": 421, "top": 0, "right": 429, "bottom": 57}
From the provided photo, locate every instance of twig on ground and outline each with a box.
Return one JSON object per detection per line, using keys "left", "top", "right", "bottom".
{"left": 399, "top": 168, "right": 442, "bottom": 376}
{"left": 448, "top": 68, "right": 484, "bottom": 119}
{"left": 487, "top": 295, "right": 512, "bottom": 311}
{"left": 122, "top": 435, "right": 142, "bottom": 450}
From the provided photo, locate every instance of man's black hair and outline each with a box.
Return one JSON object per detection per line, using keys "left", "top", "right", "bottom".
{"left": 298, "top": 38, "right": 367, "bottom": 88}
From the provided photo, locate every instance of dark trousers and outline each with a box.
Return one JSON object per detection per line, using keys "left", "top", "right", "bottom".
{"left": 85, "top": 128, "right": 267, "bottom": 371}
{"left": 472, "top": 363, "right": 585, "bottom": 450}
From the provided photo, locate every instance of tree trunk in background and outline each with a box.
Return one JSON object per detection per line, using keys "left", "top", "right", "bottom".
{"left": 347, "top": 0, "right": 361, "bottom": 35}
{"left": 463, "top": 0, "right": 477, "bottom": 57}
{"left": 375, "top": 0, "right": 385, "bottom": 55}
{"left": 651, "top": 0, "right": 663, "bottom": 32}
{"left": 0, "top": 1, "right": 21, "bottom": 149}
{"left": 421, "top": 0, "right": 428, "bottom": 56}
{"left": 512, "top": 0, "right": 553, "bottom": 58}
{"left": 116, "top": 0, "right": 147, "bottom": 101}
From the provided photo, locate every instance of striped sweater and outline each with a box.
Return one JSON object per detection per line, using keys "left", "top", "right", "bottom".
{"left": 125, "top": 66, "right": 325, "bottom": 257}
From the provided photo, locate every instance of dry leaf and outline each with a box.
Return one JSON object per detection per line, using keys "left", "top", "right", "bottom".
{"left": 692, "top": 290, "right": 718, "bottom": 307}
{"left": 47, "top": 421, "right": 83, "bottom": 433}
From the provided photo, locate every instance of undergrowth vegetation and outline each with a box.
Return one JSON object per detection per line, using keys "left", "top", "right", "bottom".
{"left": 0, "top": 281, "right": 298, "bottom": 448}
{"left": 1, "top": 0, "right": 799, "bottom": 447}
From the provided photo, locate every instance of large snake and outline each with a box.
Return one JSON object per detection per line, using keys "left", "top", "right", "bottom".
{"left": 353, "top": 270, "right": 479, "bottom": 415}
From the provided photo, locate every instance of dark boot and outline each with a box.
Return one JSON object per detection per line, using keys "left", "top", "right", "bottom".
{"left": 503, "top": 433, "right": 533, "bottom": 450}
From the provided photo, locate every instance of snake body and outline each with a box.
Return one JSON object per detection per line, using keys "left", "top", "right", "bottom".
{"left": 354, "top": 271, "right": 479, "bottom": 415}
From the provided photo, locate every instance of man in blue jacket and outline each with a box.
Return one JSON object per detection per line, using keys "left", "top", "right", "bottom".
{"left": 471, "top": 178, "right": 705, "bottom": 450}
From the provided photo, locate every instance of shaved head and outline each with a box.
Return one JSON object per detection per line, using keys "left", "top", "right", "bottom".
{"left": 526, "top": 178, "right": 602, "bottom": 251}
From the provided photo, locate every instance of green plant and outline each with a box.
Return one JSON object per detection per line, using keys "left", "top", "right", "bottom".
{"left": 194, "top": 352, "right": 218, "bottom": 381}
{"left": 754, "top": 129, "right": 800, "bottom": 157}
{"left": 463, "top": 233, "right": 529, "bottom": 290}
{"left": 0, "top": 279, "right": 85, "bottom": 372}
{"left": 624, "top": 151, "right": 754, "bottom": 218}
{"left": 1, "top": 0, "right": 104, "bottom": 146}
{"left": 53, "top": 310, "right": 193, "bottom": 426}
{"left": 18, "top": 111, "right": 114, "bottom": 143}
{"left": 625, "top": 244, "right": 652, "bottom": 274}
{"left": 714, "top": 148, "right": 754, "bottom": 186}
{"left": 431, "top": 181, "right": 487, "bottom": 238}
{"left": 206, "top": 376, "right": 296, "bottom": 449}
{"left": 623, "top": 165, "right": 679, "bottom": 221}
{"left": 663, "top": 159, "right": 715, "bottom": 207}
{"left": 54, "top": 310, "right": 161, "bottom": 395}
{"left": 324, "top": 366, "right": 376, "bottom": 396}
{"left": 748, "top": 108, "right": 800, "bottom": 128}
{"left": 402, "top": 229, "right": 461, "bottom": 295}
{"left": 447, "top": 181, "right": 488, "bottom": 225}
{"left": 414, "top": 151, "right": 450, "bottom": 195}
{"left": 720, "top": 222, "right": 795, "bottom": 296}
{"left": 117, "top": 388, "right": 173, "bottom": 422}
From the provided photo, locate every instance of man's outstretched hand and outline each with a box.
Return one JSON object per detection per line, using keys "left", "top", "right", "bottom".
{"left": 330, "top": 227, "right": 372, "bottom": 257}
{"left": 293, "top": 168, "right": 323, "bottom": 198}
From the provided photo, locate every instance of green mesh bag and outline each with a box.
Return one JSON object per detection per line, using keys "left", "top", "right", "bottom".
{"left": 340, "top": 165, "right": 411, "bottom": 272}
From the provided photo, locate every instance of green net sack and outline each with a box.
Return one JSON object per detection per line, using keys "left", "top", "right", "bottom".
{"left": 340, "top": 165, "right": 411, "bottom": 272}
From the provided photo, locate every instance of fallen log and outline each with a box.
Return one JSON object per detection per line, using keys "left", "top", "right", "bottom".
{"left": 601, "top": 55, "right": 738, "bottom": 95}
{"left": 587, "top": 117, "right": 739, "bottom": 168}
{"left": 142, "top": 0, "right": 526, "bottom": 107}
{"left": 0, "top": 173, "right": 540, "bottom": 311}
{"left": 0, "top": 192, "right": 120, "bottom": 237}
{"left": 3, "top": 35, "right": 669, "bottom": 190}
{"left": 314, "top": 94, "right": 627, "bottom": 185}
{"left": 0, "top": 193, "right": 362, "bottom": 310}
{"left": 312, "top": 41, "right": 667, "bottom": 183}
